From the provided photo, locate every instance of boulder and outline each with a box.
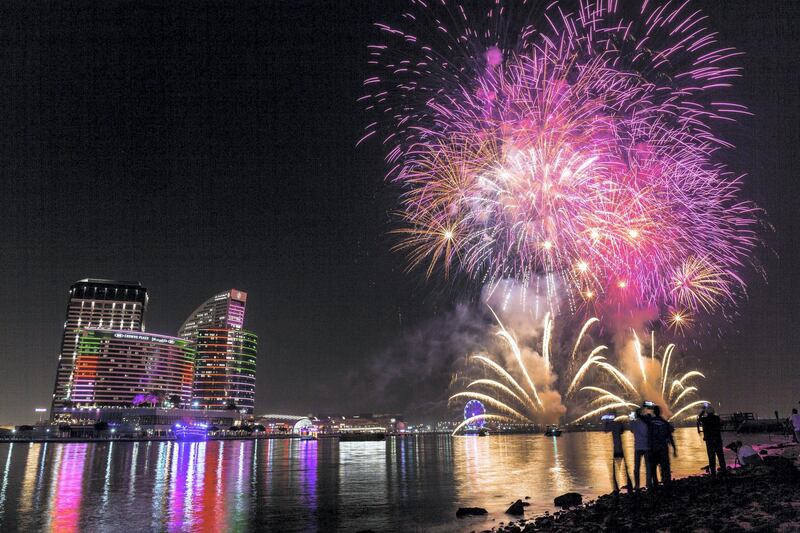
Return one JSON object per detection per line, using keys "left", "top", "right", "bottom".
{"left": 506, "top": 499, "right": 525, "bottom": 515}
{"left": 554, "top": 492, "right": 582, "bottom": 508}
{"left": 456, "top": 507, "right": 488, "bottom": 518}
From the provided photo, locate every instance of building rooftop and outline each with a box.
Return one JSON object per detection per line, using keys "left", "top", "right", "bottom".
{"left": 75, "top": 278, "right": 144, "bottom": 287}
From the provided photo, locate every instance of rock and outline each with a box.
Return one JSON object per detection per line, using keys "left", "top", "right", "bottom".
{"left": 762, "top": 455, "right": 800, "bottom": 481}
{"left": 456, "top": 507, "right": 488, "bottom": 518}
{"left": 521, "top": 501, "right": 530, "bottom": 507}
{"left": 554, "top": 492, "right": 582, "bottom": 508}
{"left": 506, "top": 499, "right": 526, "bottom": 515}
{"left": 524, "top": 495, "right": 531, "bottom": 499}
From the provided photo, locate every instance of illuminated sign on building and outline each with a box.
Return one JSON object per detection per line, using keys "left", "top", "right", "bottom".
{"left": 111, "top": 332, "right": 176, "bottom": 344}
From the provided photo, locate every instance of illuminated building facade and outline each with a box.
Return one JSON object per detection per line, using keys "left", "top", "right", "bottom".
{"left": 70, "top": 330, "right": 195, "bottom": 408}
{"left": 51, "top": 279, "right": 148, "bottom": 414}
{"left": 178, "top": 289, "right": 247, "bottom": 340}
{"left": 179, "top": 289, "right": 258, "bottom": 414}
{"left": 192, "top": 328, "right": 257, "bottom": 413}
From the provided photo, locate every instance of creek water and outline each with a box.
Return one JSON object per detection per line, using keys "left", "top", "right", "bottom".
{"left": 0, "top": 428, "right": 774, "bottom": 532}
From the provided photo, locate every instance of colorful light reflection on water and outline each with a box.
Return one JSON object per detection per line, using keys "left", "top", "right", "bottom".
{"left": 0, "top": 430, "right": 773, "bottom": 532}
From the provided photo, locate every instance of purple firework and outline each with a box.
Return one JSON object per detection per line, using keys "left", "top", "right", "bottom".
{"left": 362, "top": 0, "right": 762, "bottom": 326}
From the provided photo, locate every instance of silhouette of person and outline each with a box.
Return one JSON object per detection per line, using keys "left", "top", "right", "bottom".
{"left": 631, "top": 407, "right": 652, "bottom": 489}
{"left": 698, "top": 405, "right": 726, "bottom": 475}
{"left": 647, "top": 405, "right": 676, "bottom": 486}
{"left": 603, "top": 412, "right": 633, "bottom": 493}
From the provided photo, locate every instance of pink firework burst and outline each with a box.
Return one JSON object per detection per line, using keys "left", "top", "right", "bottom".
{"left": 363, "top": 0, "right": 762, "bottom": 326}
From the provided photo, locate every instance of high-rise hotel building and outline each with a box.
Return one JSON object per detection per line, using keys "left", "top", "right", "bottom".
{"left": 51, "top": 279, "right": 148, "bottom": 413}
{"left": 71, "top": 330, "right": 195, "bottom": 408}
{"left": 178, "top": 290, "right": 258, "bottom": 413}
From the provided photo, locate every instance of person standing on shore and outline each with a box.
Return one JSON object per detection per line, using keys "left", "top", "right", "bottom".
{"left": 602, "top": 412, "right": 633, "bottom": 494}
{"left": 790, "top": 409, "right": 800, "bottom": 443}
{"left": 631, "top": 407, "right": 652, "bottom": 490}
{"left": 647, "top": 405, "right": 677, "bottom": 486}
{"left": 697, "top": 405, "right": 726, "bottom": 476}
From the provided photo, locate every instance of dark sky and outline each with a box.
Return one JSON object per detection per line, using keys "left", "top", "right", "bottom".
{"left": 0, "top": 1, "right": 797, "bottom": 424}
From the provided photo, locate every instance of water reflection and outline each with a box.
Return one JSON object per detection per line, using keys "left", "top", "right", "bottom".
{"left": 49, "top": 443, "right": 87, "bottom": 533}
{"left": 0, "top": 429, "right": 768, "bottom": 532}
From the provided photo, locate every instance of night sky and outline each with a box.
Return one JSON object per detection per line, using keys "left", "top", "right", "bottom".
{"left": 0, "top": 1, "right": 797, "bottom": 425}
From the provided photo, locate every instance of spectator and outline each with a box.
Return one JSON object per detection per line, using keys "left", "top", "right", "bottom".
{"left": 631, "top": 407, "right": 652, "bottom": 489}
{"left": 698, "top": 405, "right": 726, "bottom": 475}
{"left": 647, "top": 405, "right": 677, "bottom": 486}
{"left": 602, "top": 412, "right": 633, "bottom": 493}
{"left": 790, "top": 408, "right": 800, "bottom": 444}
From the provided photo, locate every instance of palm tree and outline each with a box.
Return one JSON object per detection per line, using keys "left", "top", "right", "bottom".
{"left": 149, "top": 390, "right": 166, "bottom": 408}
{"left": 168, "top": 394, "right": 181, "bottom": 408}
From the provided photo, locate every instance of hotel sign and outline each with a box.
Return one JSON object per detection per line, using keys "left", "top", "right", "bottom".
{"left": 108, "top": 332, "right": 176, "bottom": 345}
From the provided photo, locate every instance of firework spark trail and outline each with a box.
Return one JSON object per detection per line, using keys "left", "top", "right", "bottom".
{"left": 452, "top": 309, "right": 706, "bottom": 431}
{"left": 452, "top": 314, "right": 600, "bottom": 428}
{"left": 567, "top": 345, "right": 607, "bottom": 396}
{"left": 490, "top": 307, "right": 545, "bottom": 409}
{"left": 451, "top": 311, "right": 580, "bottom": 426}
{"left": 472, "top": 354, "right": 538, "bottom": 412}
{"left": 451, "top": 414, "right": 516, "bottom": 437}
{"left": 570, "top": 332, "right": 707, "bottom": 422}
{"left": 633, "top": 331, "right": 647, "bottom": 383}
{"left": 571, "top": 317, "right": 599, "bottom": 361}
{"left": 365, "top": 0, "right": 761, "bottom": 327}
{"left": 449, "top": 392, "right": 528, "bottom": 421}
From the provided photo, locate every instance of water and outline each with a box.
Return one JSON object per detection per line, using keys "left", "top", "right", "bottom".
{"left": 0, "top": 428, "right": 775, "bottom": 532}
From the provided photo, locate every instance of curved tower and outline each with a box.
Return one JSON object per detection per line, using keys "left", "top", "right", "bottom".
{"left": 179, "top": 289, "right": 258, "bottom": 414}
{"left": 178, "top": 289, "right": 247, "bottom": 340}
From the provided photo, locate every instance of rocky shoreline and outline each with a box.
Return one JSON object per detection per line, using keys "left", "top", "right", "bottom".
{"left": 481, "top": 443, "right": 800, "bottom": 533}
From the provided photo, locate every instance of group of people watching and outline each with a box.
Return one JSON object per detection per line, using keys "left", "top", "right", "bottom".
{"left": 602, "top": 401, "right": 726, "bottom": 493}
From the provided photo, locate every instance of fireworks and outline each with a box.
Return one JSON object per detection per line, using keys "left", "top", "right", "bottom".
{"left": 449, "top": 310, "right": 564, "bottom": 434}
{"left": 450, "top": 310, "right": 706, "bottom": 433}
{"left": 365, "top": 0, "right": 761, "bottom": 326}
{"left": 568, "top": 332, "right": 708, "bottom": 423}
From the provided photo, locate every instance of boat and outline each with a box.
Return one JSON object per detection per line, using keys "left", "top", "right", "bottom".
{"left": 173, "top": 422, "right": 208, "bottom": 441}
{"left": 338, "top": 432, "right": 385, "bottom": 441}
{"left": 300, "top": 429, "right": 317, "bottom": 441}
{"left": 545, "top": 425, "right": 563, "bottom": 437}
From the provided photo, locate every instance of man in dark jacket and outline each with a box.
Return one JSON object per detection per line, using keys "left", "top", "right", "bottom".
{"left": 698, "top": 405, "right": 726, "bottom": 475}
{"left": 647, "top": 405, "right": 677, "bottom": 486}
{"left": 603, "top": 412, "right": 633, "bottom": 493}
